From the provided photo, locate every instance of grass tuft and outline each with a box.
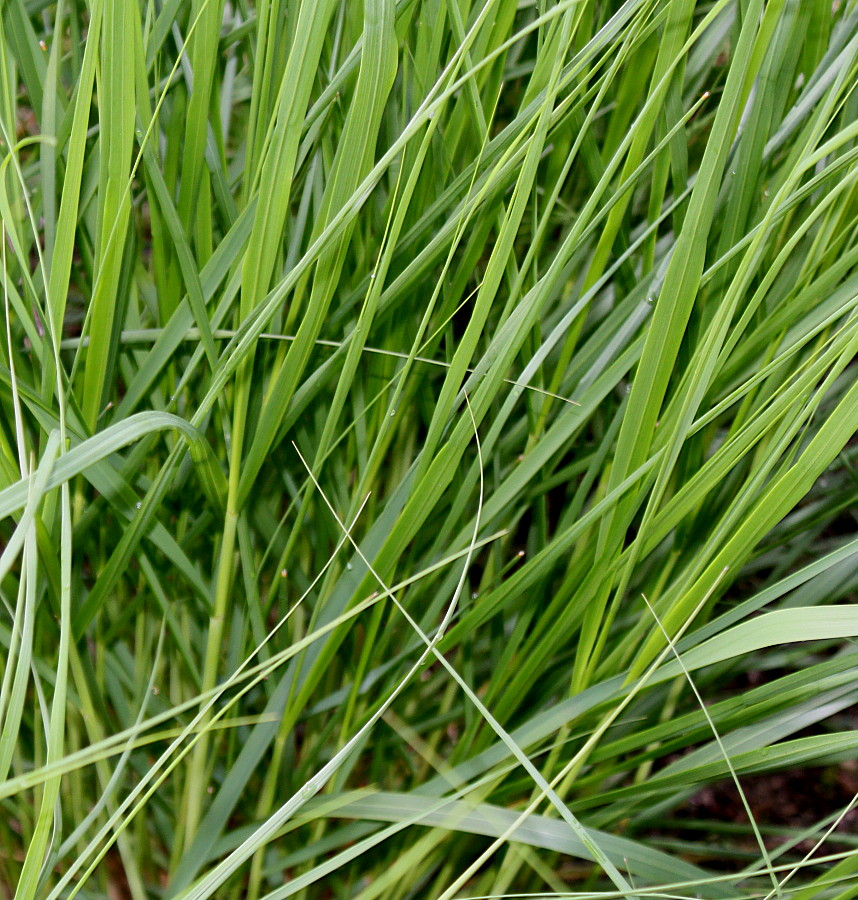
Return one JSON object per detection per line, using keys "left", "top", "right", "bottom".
{"left": 1, "top": 1, "right": 858, "bottom": 898}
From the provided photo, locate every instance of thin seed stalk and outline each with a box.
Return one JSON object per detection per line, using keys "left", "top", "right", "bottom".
{"left": 180, "top": 362, "right": 250, "bottom": 851}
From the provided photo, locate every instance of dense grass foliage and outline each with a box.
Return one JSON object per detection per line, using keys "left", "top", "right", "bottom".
{"left": 1, "top": 0, "right": 858, "bottom": 896}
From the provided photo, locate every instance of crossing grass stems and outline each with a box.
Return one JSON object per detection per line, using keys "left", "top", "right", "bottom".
{"left": 1, "top": 0, "right": 858, "bottom": 898}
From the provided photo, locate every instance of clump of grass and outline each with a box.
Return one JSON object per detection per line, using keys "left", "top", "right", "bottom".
{"left": 2, "top": 0, "right": 858, "bottom": 898}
